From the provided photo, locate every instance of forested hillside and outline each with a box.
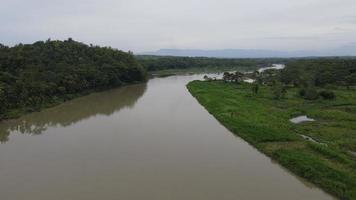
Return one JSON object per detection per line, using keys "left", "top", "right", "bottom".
{"left": 0, "top": 39, "right": 146, "bottom": 120}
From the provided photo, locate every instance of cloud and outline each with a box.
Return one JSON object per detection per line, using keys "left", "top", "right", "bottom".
{"left": 0, "top": 0, "right": 356, "bottom": 52}
{"left": 333, "top": 27, "right": 354, "bottom": 32}
{"left": 264, "top": 36, "right": 320, "bottom": 40}
{"left": 339, "top": 16, "right": 356, "bottom": 24}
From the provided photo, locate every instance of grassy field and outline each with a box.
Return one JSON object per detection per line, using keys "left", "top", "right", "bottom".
{"left": 187, "top": 81, "right": 356, "bottom": 200}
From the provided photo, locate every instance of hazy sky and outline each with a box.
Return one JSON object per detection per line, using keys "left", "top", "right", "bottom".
{"left": 1, "top": 0, "right": 356, "bottom": 52}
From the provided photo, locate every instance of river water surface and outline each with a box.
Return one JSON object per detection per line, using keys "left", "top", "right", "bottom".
{"left": 0, "top": 75, "right": 334, "bottom": 200}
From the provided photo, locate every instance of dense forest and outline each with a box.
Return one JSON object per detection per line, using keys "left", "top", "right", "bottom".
{"left": 280, "top": 58, "right": 356, "bottom": 87}
{"left": 220, "top": 58, "right": 356, "bottom": 99}
{"left": 137, "top": 55, "right": 290, "bottom": 71}
{"left": 0, "top": 39, "right": 146, "bottom": 120}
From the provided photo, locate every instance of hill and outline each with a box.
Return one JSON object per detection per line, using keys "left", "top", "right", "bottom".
{"left": 0, "top": 39, "right": 147, "bottom": 120}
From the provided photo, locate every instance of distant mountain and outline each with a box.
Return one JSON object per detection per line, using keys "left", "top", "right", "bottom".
{"left": 140, "top": 45, "right": 356, "bottom": 58}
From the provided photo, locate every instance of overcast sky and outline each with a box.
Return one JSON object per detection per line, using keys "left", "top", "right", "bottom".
{"left": 1, "top": 0, "right": 356, "bottom": 52}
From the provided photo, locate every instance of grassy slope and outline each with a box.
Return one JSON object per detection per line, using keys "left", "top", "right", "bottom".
{"left": 187, "top": 80, "right": 356, "bottom": 200}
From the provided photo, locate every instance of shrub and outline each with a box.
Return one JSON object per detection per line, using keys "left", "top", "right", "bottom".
{"left": 298, "top": 88, "right": 306, "bottom": 97}
{"left": 324, "top": 84, "right": 337, "bottom": 90}
{"left": 272, "top": 83, "right": 287, "bottom": 99}
{"left": 304, "top": 87, "right": 319, "bottom": 100}
{"left": 319, "top": 90, "right": 336, "bottom": 100}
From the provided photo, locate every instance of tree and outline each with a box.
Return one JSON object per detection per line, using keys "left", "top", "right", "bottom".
{"left": 203, "top": 75, "right": 212, "bottom": 81}
{"left": 0, "top": 43, "right": 7, "bottom": 49}
{"left": 0, "top": 86, "right": 6, "bottom": 113}
{"left": 304, "top": 87, "right": 319, "bottom": 100}
{"left": 345, "top": 74, "right": 356, "bottom": 89}
{"left": 232, "top": 71, "right": 244, "bottom": 83}
{"left": 252, "top": 70, "right": 260, "bottom": 79}
{"left": 0, "top": 39, "right": 147, "bottom": 120}
{"left": 223, "top": 72, "right": 232, "bottom": 82}
{"left": 137, "top": 56, "right": 287, "bottom": 72}
{"left": 282, "top": 59, "right": 356, "bottom": 87}
{"left": 222, "top": 71, "right": 245, "bottom": 83}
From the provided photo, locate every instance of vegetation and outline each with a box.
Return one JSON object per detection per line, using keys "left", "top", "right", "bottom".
{"left": 222, "top": 71, "right": 245, "bottom": 83}
{"left": 280, "top": 58, "right": 356, "bottom": 87}
{"left": 147, "top": 67, "right": 240, "bottom": 77}
{"left": 188, "top": 81, "right": 356, "bottom": 199}
{"left": 187, "top": 58, "right": 356, "bottom": 199}
{"left": 137, "top": 55, "right": 290, "bottom": 72}
{"left": 0, "top": 39, "right": 147, "bottom": 120}
{"left": 319, "top": 90, "right": 336, "bottom": 100}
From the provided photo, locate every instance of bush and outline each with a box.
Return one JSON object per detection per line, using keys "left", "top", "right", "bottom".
{"left": 298, "top": 88, "right": 306, "bottom": 97}
{"left": 304, "top": 87, "right": 319, "bottom": 100}
{"left": 272, "top": 83, "right": 287, "bottom": 99}
{"left": 319, "top": 90, "right": 336, "bottom": 100}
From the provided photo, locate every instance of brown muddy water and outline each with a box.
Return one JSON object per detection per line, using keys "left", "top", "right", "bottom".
{"left": 0, "top": 75, "right": 334, "bottom": 200}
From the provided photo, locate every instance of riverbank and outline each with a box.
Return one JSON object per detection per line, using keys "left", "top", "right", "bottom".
{"left": 187, "top": 80, "right": 356, "bottom": 199}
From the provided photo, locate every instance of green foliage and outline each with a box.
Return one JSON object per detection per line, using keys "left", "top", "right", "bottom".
{"left": 272, "top": 83, "right": 287, "bottom": 99}
{"left": 260, "top": 69, "right": 280, "bottom": 86}
{"left": 0, "top": 85, "right": 5, "bottom": 115}
{"left": 319, "top": 90, "right": 336, "bottom": 100}
{"left": 298, "top": 88, "right": 306, "bottom": 97}
{"left": 299, "top": 87, "right": 320, "bottom": 100}
{"left": 304, "top": 87, "right": 320, "bottom": 100}
{"left": 280, "top": 58, "right": 356, "bottom": 87}
{"left": 222, "top": 71, "right": 244, "bottom": 83}
{"left": 137, "top": 55, "right": 289, "bottom": 72}
{"left": 203, "top": 75, "right": 213, "bottom": 81}
{"left": 0, "top": 39, "right": 147, "bottom": 120}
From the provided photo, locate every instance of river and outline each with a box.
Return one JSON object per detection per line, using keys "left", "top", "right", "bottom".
{"left": 0, "top": 74, "right": 333, "bottom": 200}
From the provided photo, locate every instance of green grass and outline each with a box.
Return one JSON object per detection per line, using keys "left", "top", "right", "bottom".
{"left": 187, "top": 80, "right": 356, "bottom": 200}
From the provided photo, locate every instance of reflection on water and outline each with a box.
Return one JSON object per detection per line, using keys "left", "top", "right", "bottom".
{"left": 0, "top": 84, "right": 147, "bottom": 143}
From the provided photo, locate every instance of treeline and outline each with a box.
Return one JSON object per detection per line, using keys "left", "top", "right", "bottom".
{"left": 277, "top": 59, "right": 355, "bottom": 99}
{"left": 280, "top": 58, "right": 356, "bottom": 87}
{"left": 216, "top": 58, "right": 356, "bottom": 100}
{"left": 137, "top": 55, "right": 290, "bottom": 71}
{"left": 0, "top": 39, "right": 146, "bottom": 120}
